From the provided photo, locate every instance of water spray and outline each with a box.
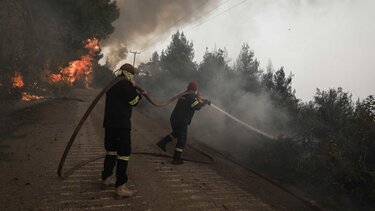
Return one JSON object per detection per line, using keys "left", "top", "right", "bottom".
{"left": 209, "top": 103, "right": 276, "bottom": 140}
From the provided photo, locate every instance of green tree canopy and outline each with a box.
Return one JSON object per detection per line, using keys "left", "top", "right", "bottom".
{"left": 236, "top": 43, "right": 261, "bottom": 92}
{"left": 197, "top": 48, "right": 230, "bottom": 90}
{"left": 160, "top": 31, "right": 196, "bottom": 81}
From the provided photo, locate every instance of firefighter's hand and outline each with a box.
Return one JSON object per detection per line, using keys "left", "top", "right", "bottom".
{"left": 141, "top": 89, "right": 147, "bottom": 95}
{"left": 203, "top": 99, "right": 211, "bottom": 105}
{"left": 197, "top": 95, "right": 204, "bottom": 103}
{"left": 196, "top": 92, "right": 203, "bottom": 100}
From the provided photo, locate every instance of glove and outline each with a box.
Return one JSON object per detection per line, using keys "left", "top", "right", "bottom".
{"left": 196, "top": 93, "right": 204, "bottom": 100}
{"left": 203, "top": 99, "right": 211, "bottom": 105}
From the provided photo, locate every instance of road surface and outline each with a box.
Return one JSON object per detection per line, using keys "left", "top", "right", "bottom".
{"left": 0, "top": 89, "right": 315, "bottom": 210}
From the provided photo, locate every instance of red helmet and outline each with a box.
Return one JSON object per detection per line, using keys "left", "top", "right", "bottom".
{"left": 187, "top": 81, "right": 198, "bottom": 91}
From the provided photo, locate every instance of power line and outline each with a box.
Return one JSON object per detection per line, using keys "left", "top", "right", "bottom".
{"left": 185, "top": 0, "right": 237, "bottom": 30}
{"left": 139, "top": 0, "right": 251, "bottom": 64}
{"left": 189, "top": 0, "right": 249, "bottom": 30}
{"left": 171, "top": 0, "right": 211, "bottom": 28}
{"left": 141, "top": 0, "right": 237, "bottom": 52}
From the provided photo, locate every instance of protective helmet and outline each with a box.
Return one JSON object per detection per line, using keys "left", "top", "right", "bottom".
{"left": 187, "top": 81, "right": 198, "bottom": 91}
{"left": 120, "top": 63, "right": 136, "bottom": 75}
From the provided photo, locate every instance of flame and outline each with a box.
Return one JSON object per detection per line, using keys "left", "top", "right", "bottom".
{"left": 49, "top": 38, "right": 100, "bottom": 87}
{"left": 11, "top": 72, "right": 24, "bottom": 88}
{"left": 49, "top": 73, "right": 63, "bottom": 83}
{"left": 59, "top": 54, "right": 92, "bottom": 85}
{"left": 85, "top": 38, "right": 100, "bottom": 53}
{"left": 21, "top": 92, "right": 45, "bottom": 101}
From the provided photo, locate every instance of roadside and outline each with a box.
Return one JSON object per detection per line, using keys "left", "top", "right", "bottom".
{"left": 0, "top": 88, "right": 314, "bottom": 210}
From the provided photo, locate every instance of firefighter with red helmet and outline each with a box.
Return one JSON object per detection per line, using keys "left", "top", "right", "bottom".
{"left": 101, "top": 63, "right": 145, "bottom": 198}
{"left": 157, "top": 81, "right": 210, "bottom": 164}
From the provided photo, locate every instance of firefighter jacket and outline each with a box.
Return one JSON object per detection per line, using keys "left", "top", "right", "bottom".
{"left": 103, "top": 79, "right": 141, "bottom": 129}
{"left": 170, "top": 92, "right": 205, "bottom": 125}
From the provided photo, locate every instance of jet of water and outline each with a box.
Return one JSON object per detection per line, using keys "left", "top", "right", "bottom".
{"left": 210, "top": 103, "right": 276, "bottom": 140}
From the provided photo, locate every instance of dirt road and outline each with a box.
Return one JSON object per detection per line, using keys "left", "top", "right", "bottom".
{"left": 0, "top": 89, "right": 314, "bottom": 210}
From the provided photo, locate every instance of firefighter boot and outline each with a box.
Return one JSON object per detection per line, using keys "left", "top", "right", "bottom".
{"left": 172, "top": 150, "right": 184, "bottom": 165}
{"left": 115, "top": 184, "right": 137, "bottom": 199}
{"left": 101, "top": 176, "right": 115, "bottom": 189}
{"left": 156, "top": 135, "right": 173, "bottom": 152}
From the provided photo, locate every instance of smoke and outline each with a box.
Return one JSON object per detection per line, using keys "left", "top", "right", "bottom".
{"left": 132, "top": 0, "right": 351, "bottom": 160}
{"left": 139, "top": 51, "right": 292, "bottom": 161}
{"left": 102, "top": 0, "right": 220, "bottom": 69}
{"left": 104, "top": 43, "right": 128, "bottom": 69}
{"left": 189, "top": 69, "right": 291, "bottom": 160}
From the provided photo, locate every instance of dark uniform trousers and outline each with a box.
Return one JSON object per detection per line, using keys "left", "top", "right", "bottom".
{"left": 159, "top": 92, "right": 204, "bottom": 161}
{"left": 101, "top": 128, "right": 131, "bottom": 187}
{"left": 171, "top": 122, "right": 188, "bottom": 150}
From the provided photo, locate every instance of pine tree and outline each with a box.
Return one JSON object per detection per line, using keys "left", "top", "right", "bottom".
{"left": 235, "top": 43, "right": 261, "bottom": 93}
{"left": 160, "top": 31, "right": 196, "bottom": 81}
{"left": 197, "top": 48, "right": 230, "bottom": 91}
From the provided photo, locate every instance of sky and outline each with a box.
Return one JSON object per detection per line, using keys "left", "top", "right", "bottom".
{"left": 107, "top": 0, "right": 375, "bottom": 101}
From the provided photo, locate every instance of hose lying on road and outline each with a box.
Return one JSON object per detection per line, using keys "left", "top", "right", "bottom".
{"left": 59, "top": 150, "right": 214, "bottom": 179}
{"left": 57, "top": 76, "right": 324, "bottom": 211}
{"left": 57, "top": 76, "right": 213, "bottom": 178}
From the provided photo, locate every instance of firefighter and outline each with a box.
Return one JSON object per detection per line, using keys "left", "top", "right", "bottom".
{"left": 156, "top": 82, "right": 210, "bottom": 164}
{"left": 101, "top": 63, "right": 145, "bottom": 198}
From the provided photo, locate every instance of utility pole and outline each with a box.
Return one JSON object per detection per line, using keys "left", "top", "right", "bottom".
{"left": 130, "top": 50, "right": 141, "bottom": 67}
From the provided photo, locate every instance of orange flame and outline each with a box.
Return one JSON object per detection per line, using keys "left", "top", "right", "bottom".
{"left": 85, "top": 38, "right": 100, "bottom": 53}
{"left": 11, "top": 72, "right": 24, "bottom": 88}
{"left": 49, "top": 38, "right": 100, "bottom": 87}
{"left": 49, "top": 73, "right": 63, "bottom": 83}
{"left": 21, "top": 92, "right": 45, "bottom": 101}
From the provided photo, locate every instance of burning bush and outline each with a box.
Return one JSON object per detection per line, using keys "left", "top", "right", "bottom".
{"left": 0, "top": 0, "right": 119, "bottom": 101}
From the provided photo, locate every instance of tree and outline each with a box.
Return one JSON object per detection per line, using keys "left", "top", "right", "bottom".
{"left": 261, "top": 61, "right": 275, "bottom": 91}
{"left": 260, "top": 66, "right": 299, "bottom": 115}
{"left": 235, "top": 43, "right": 261, "bottom": 93}
{"left": 197, "top": 48, "right": 230, "bottom": 92}
{"left": 0, "top": 0, "right": 119, "bottom": 99}
{"left": 148, "top": 51, "right": 162, "bottom": 76}
{"left": 160, "top": 31, "right": 196, "bottom": 81}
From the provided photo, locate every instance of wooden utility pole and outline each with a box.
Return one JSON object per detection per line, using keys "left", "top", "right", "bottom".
{"left": 130, "top": 50, "right": 141, "bottom": 67}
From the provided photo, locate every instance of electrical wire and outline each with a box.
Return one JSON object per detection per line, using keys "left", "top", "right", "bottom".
{"left": 140, "top": 0, "right": 237, "bottom": 52}
{"left": 189, "top": 0, "right": 249, "bottom": 30}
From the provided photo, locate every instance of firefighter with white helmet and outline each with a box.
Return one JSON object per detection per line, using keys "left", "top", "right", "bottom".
{"left": 101, "top": 63, "right": 145, "bottom": 198}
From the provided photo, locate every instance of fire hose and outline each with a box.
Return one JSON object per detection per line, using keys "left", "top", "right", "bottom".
{"left": 57, "top": 76, "right": 214, "bottom": 179}
{"left": 57, "top": 76, "right": 324, "bottom": 211}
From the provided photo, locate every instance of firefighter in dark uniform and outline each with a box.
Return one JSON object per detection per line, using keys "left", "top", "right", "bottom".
{"left": 157, "top": 82, "right": 210, "bottom": 164}
{"left": 101, "top": 63, "right": 145, "bottom": 198}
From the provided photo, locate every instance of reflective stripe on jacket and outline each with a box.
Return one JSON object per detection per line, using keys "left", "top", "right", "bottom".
{"left": 170, "top": 93, "right": 204, "bottom": 125}
{"left": 103, "top": 78, "right": 141, "bottom": 129}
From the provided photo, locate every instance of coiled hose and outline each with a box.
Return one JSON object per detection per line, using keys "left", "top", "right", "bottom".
{"left": 57, "top": 76, "right": 214, "bottom": 179}
{"left": 56, "top": 76, "right": 324, "bottom": 211}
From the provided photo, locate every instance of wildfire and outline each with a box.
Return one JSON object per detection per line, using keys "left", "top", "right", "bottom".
{"left": 49, "top": 38, "right": 100, "bottom": 87}
{"left": 8, "top": 38, "right": 100, "bottom": 101}
{"left": 49, "top": 73, "right": 63, "bottom": 83}
{"left": 85, "top": 38, "right": 100, "bottom": 53}
{"left": 10, "top": 72, "right": 44, "bottom": 101}
{"left": 21, "top": 92, "right": 45, "bottom": 101}
{"left": 11, "top": 72, "right": 24, "bottom": 88}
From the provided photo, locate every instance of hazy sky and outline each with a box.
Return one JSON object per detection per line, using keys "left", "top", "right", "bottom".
{"left": 116, "top": 0, "right": 375, "bottom": 101}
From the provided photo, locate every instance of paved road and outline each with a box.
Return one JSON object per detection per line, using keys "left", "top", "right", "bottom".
{"left": 0, "top": 89, "right": 313, "bottom": 210}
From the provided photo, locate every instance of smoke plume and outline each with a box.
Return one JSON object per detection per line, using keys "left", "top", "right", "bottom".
{"left": 102, "top": 0, "right": 220, "bottom": 69}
